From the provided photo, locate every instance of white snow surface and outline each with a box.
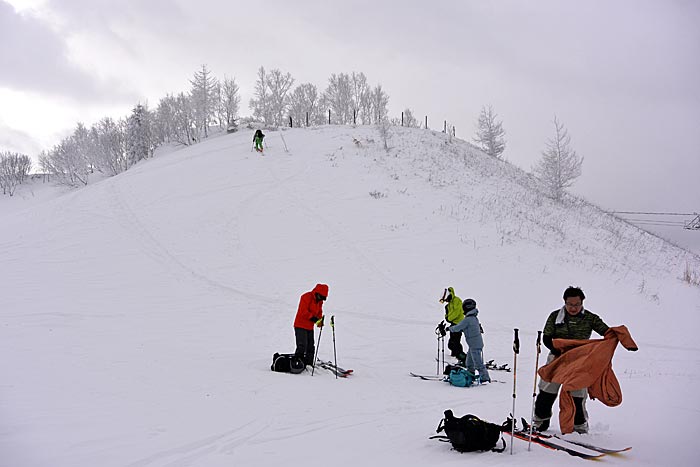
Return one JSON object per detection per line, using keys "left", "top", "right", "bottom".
{"left": 1, "top": 126, "right": 699, "bottom": 467}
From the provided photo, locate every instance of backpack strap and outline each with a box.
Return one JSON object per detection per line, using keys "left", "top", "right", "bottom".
{"left": 491, "top": 436, "right": 506, "bottom": 453}
{"left": 435, "top": 418, "right": 446, "bottom": 433}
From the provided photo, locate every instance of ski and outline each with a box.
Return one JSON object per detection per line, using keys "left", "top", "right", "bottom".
{"left": 553, "top": 435, "right": 632, "bottom": 454}
{"left": 410, "top": 372, "right": 445, "bottom": 381}
{"left": 316, "top": 360, "right": 353, "bottom": 374}
{"left": 485, "top": 360, "right": 511, "bottom": 372}
{"left": 519, "top": 418, "right": 631, "bottom": 454}
{"left": 410, "top": 372, "right": 504, "bottom": 384}
{"left": 316, "top": 360, "right": 352, "bottom": 377}
{"left": 511, "top": 430, "right": 605, "bottom": 459}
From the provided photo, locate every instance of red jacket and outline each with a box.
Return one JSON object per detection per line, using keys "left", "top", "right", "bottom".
{"left": 293, "top": 284, "right": 328, "bottom": 330}
{"left": 538, "top": 325, "right": 638, "bottom": 434}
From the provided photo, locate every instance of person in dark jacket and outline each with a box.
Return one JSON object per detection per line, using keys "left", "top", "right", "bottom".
{"left": 253, "top": 129, "right": 265, "bottom": 152}
{"left": 446, "top": 298, "right": 490, "bottom": 383}
{"left": 293, "top": 283, "right": 328, "bottom": 366}
{"left": 440, "top": 287, "right": 465, "bottom": 361}
{"left": 532, "top": 286, "right": 610, "bottom": 434}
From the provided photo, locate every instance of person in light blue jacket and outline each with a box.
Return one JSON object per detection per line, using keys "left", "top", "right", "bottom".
{"left": 446, "top": 298, "right": 491, "bottom": 383}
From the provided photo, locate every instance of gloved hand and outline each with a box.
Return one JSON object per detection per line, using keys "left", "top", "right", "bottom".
{"left": 436, "top": 321, "right": 447, "bottom": 337}
{"left": 316, "top": 316, "right": 324, "bottom": 328}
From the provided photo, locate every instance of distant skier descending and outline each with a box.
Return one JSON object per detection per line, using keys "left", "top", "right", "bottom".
{"left": 253, "top": 129, "right": 265, "bottom": 153}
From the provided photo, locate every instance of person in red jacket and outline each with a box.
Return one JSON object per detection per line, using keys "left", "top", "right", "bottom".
{"left": 294, "top": 283, "right": 329, "bottom": 366}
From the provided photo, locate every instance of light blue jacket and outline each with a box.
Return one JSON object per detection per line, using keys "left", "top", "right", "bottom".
{"left": 449, "top": 308, "right": 484, "bottom": 349}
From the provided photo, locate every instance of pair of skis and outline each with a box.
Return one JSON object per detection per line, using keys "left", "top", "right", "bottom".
{"left": 409, "top": 371, "right": 504, "bottom": 384}
{"left": 315, "top": 360, "right": 353, "bottom": 378}
{"left": 512, "top": 431, "right": 630, "bottom": 459}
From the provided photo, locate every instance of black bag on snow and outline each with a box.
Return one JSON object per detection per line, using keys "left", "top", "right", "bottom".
{"left": 431, "top": 410, "right": 506, "bottom": 453}
{"left": 271, "top": 353, "right": 305, "bottom": 374}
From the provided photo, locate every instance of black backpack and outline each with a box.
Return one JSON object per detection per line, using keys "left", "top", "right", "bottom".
{"left": 431, "top": 410, "right": 506, "bottom": 453}
{"left": 271, "top": 353, "right": 305, "bottom": 374}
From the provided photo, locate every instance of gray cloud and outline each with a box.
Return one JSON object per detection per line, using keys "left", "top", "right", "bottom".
{"left": 0, "top": 122, "right": 43, "bottom": 155}
{"left": 0, "top": 0, "right": 137, "bottom": 102}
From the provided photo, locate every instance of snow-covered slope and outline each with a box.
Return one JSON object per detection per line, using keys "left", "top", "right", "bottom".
{"left": 1, "top": 126, "right": 698, "bottom": 467}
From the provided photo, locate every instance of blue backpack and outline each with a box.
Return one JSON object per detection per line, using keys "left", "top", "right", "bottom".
{"left": 448, "top": 367, "right": 476, "bottom": 387}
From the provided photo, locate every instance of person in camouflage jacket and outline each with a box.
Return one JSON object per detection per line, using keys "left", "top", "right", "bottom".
{"left": 532, "top": 286, "right": 609, "bottom": 434}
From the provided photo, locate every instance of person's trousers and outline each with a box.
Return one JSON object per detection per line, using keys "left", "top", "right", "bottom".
{"left": 447, "top": 331, "right": 464, "bottom": 357}
{"left": 294, "top": 327, "right": 315, "bottom": 366}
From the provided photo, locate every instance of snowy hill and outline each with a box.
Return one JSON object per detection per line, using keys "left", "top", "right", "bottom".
{"left": 1, "top": 126, "right": 699, "bottom": 467}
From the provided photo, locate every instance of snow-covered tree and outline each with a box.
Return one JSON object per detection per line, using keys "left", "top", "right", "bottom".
{"left": 289, "top": 83, "right": 323, "bottom": 126}
{"left": 370, "top": 84, "right": 390, "bottom": 124}
{"left": 220, "top": 75, "right": 240, "bottom": 128}
{"left": 350, "top": 72, "right": 371, "bottom": 124}
{"left": 473, "top": 105, "right": 506, "bottom": 159}
{"left": 189, "top": 64, "right": 219, "bottom": 138}
{"left": 154, "top": 94, "right": 178, "bottom": 144}
{"left": 266, "top": 68, "right": 294, "bottom": 126}
{"left": 91, "top": 117, "right": 126, "bottom": 175}
{"left": 322, "top": 73, "right": 354, "bottom": 124}
{"left": 43, "top": 134, "right": 90, "bottom": 186}
{"left": 533, "top": 116, "right": 583, "bottom": 201}
{"left": 125, "top": 103, "right": 154, "bottom": 167}
{"left": 250, "top": 67, "right": 269, "bottom": 124}
{"left": 249, "top": 66, "right": 294, "bottom": 127}
{"left": 0, "top": 151, "right": 31, "bottom": 196}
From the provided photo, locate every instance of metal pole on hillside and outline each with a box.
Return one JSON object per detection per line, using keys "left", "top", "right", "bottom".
{"left": 331, "top": 316, "right": 338, "bottom": 379}
{"left": 528, "top": 331, "right": 542, "bottom": 451}
{"left": 311, "top": 317, "right": 324, "bottom": 376}
{"left": 510, "top": 328, "right": 520, "bottom": 455}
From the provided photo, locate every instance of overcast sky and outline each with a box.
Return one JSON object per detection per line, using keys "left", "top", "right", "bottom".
{"left": 1, "top": 0, "right": 699, "bottom": 249}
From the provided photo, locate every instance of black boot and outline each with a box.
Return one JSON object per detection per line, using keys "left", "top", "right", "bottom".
{"left": 533, "top": 391, "right": 558, "bottom": 431}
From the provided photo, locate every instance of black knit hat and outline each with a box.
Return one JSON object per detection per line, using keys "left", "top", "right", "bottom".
{"left": 462, "top": 299, "right": 477, "bottom": 312}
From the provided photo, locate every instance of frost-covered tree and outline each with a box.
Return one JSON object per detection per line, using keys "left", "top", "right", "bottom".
{"left": 154, "top": 94, "right": 178, "bottom": 144}
{"left": 189, "top": 64, "right": 219, "bottom": 138}
{"left": 91, "top": 117, "right": 126, "bottom": 175}
{"left": 249, "top": 66, "right": 294, "bottom": 127}
{"left": 370, "top": 84, "right": 390, "bottom": 124}
{"left": 473, "top": 105, "right": 506, "bottom": 159}
{"left": 350, "top": 72, "right": 371, "bottom": 124}
{"left": 0, "top": 151, "right": 31, "bottom": 196}
{"left": 533, "top": 116, "right": 583, "bottom": 201}
{"left": 125, "top": 103, "right": 154, "bottom": 167}
{"left": 322, "top": 73, "right": 354, "bottom": 124}
{"left": 266, "top": 68, "right": 294, "bottom": 126}
{"left": 250, "top": 66, "right": 271, "bottom": 124}
{"left": 289, "top": 83, "right": 323, "bottom": 126}
{"left": 72, "top": 122, "right": 97, "bottom": 173}
{"left": 43, "top": 134, "right": 90, "bottom": 186}
{"left": 220, "top": 75, "right": 240, "bottom": 128}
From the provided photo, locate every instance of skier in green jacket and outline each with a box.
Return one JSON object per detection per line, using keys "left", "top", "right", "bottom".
{"left": 253, "top": 129, "right": 265, "bottom": 152}
{"left": 440, "top": 287, "right": 466, "bottom": 362}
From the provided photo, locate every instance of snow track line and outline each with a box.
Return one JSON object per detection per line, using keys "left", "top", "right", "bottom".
{"left": 107, "top": 180, "right": 268, "bottom": 302}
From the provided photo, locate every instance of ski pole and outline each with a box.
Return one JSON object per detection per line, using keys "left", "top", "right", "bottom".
{"left": 441, "top": 333, "right": 445, "bottom": 373}
{"left": 528, "top": 331, "right": 542, "bottom": 451}
{"left": 436, "top": 332, "right": 440, "bottom": 375}
{"left": 510, "top": 328, "right": 520, "bottom": 455}
{"left": 331, "top": 315, "right": 338, "bottom": 380}
{"left": 311, "top": 317, "right": 324, "bottom": 376}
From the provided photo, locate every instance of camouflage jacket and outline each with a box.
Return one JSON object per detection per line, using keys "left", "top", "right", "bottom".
{"left": 543, "top": 307, "right": 609, "bottom": 341}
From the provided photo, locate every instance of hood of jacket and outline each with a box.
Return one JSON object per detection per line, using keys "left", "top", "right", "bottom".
{"left": 313, "top": 283, "right": 329, "bottom": 298}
